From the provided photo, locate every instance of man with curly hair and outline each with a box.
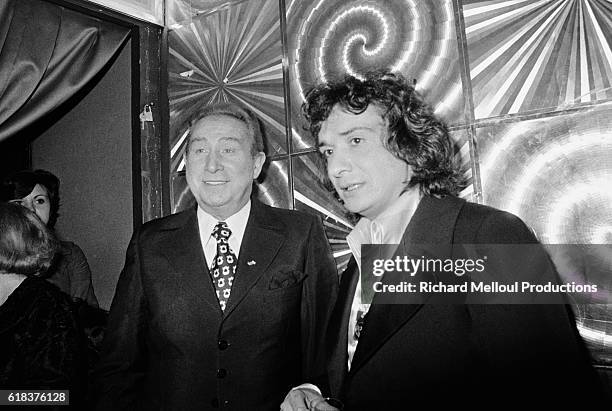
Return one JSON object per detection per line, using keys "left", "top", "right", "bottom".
{"left": 282, "top": 71, "right": 605, "bottom": 410}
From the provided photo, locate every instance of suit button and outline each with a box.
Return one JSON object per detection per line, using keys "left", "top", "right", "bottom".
{"left": 211, "top": 398, "right": 219, "bottom": 408}
{"left": 217, "top": 368, "right": 227, "bottom": 378}
{"left": 218, "top": 340, "right": 229, "bottom": 350}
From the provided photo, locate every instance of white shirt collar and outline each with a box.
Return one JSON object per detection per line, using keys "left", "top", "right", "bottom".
{"left": 347, "top": 188, "right": 423, "bottom": 270}
{"left": 197, "top": 200, "right": 251, "bottom": 262}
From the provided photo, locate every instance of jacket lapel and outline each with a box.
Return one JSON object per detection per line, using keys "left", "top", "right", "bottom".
{"left": 348, "top": 195, "right": 465, "bottom": 375}
{"left": 327, "top": 258, "right": 359, "bottom": 396}
{"left": 222, "top": 200, "right": 285, "bottom": 318}
{"left": 159, "top": 208, "right": 222, "bottom": 315}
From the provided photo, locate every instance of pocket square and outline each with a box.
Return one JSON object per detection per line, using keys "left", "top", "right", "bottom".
{"left": 268, "top": 270, "right": 306, "bottom": 290}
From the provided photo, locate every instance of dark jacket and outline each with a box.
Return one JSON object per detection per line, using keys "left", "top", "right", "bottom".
{"left": 326, "top": 195, "right": 605, "bottom": 409}
{"left": 0, "top": 277, "right": 88, "bottom": 409}
{"left": 46, "top": 241, "right": 98, "bottom": 307}
{"left": 95, "top": 199, "right": 338, "bottom": 410}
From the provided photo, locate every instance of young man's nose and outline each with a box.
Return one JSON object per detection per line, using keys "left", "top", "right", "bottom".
{"left": 327, "top": 152, "right": 352, "bottom": 178}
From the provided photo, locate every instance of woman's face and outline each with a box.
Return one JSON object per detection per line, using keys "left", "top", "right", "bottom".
{"left": 9, "top": 184, "right": 51, "bottom": 225}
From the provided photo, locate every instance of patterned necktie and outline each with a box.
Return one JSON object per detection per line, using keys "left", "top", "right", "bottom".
{"left": 210, "top": 221, "right": 237, "bottom": 311}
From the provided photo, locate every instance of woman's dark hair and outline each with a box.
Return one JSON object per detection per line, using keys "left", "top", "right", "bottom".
{"left": 0, "top": 169, "right": 60, "bottom": 228}
{"left": 303, "top": 70, "right": 465, "bottom": 196}
{"left": 0, "top": 202, "right": 59, "bottom": 276}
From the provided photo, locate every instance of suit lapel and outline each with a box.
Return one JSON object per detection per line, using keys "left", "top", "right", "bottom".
{"left": 159, "top": 208, "right": 222, "bottom": 314}
{"left": 348, "top": 195, "right": 465, "bottom": 375}
{"left": 222, "top": 200, "right": 285, "bottom": 318}
{"left": 327, "top": 258, "right": 359, "bottom": 396}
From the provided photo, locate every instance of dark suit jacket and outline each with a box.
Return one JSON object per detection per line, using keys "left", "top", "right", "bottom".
{"left": 326, "top": 195, "right": 605, "bottom": 409}
{"left": 95, "top": 199, "right": 338, "bottom": 410}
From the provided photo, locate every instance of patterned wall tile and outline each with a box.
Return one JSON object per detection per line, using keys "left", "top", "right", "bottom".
{"left": 465, "top": 0, "right": 612, "bottom": 119}
{"left": 168, "top": 0, "right": 287, "bottom": 175}
{"left": 286, "top": 0, "right": 466, "bottom": 149}
{"left": 477, "top": 104, "right": 612, "bottom": 244}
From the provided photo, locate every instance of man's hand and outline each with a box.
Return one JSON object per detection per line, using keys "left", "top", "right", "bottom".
{"left": 308, "top": 397, "right": 342, "bottom": 410}
{"left": 280, "top": 387, "right": 325, "bottom": 411}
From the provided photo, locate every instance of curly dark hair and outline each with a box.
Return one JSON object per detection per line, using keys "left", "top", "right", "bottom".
{"left": 303, "top": 70, "right": 465, "bottom": 196}
{"left": 0, "top": 170, "right": 60, "bottom": 228}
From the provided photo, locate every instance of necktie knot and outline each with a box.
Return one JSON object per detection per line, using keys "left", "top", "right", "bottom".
{"left": 212, "top": 222, "right": 232, "bottom": 242}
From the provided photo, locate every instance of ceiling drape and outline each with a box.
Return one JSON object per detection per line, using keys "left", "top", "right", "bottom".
{"left": 0, "top": 0, "right": 130, "bottom": 142}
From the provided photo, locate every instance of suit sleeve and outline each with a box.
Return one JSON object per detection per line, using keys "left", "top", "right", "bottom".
{"left": 66, "top": 242, "right": 99, "bottom": 308}
{"left": 466, "top": 211, "right": 606, "bottom": 404}
{"left": 300, "top": 216, "right": 339, "bottom": 384}
{"left": 94, "top": 230, "right": 148, "bottom": 410}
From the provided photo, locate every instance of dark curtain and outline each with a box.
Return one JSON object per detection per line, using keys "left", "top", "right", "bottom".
{"left": 0, "top": 0, "right": 130, "bottom": 142}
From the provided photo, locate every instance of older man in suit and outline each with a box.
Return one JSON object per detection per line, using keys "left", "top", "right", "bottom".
{"left": 95, "top": 103, "right": 338, "bottom": 410}
{"left": 282, "top": 71, "right": 605, "bottom": 410}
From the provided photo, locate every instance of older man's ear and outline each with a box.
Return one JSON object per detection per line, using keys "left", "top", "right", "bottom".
{"left": 252, "top": 151, "right": 266, "bottom": 180}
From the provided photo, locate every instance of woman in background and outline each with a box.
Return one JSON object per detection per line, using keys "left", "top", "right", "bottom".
{"left": 0, "top": 169, "right": 98, "bottom": 307}
{"left": 0, "top": 202, "right": 86, "bottom": 403}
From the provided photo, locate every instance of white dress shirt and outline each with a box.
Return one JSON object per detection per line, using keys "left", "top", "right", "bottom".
{"left": 197, "top": 201, "right": 251, "bottom": 268}
{"left": 293, "top": 190, "right": 422, "bottom": 395}
{"left": 345, "top": 189, "right": 422, "bottom": 369}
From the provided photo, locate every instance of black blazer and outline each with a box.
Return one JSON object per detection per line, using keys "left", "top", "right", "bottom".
{"left": 95, "top": 199, "right": 338, "bottom": 410}
{"left": 326, "top": 195, "right": 604, "bottom": 409}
